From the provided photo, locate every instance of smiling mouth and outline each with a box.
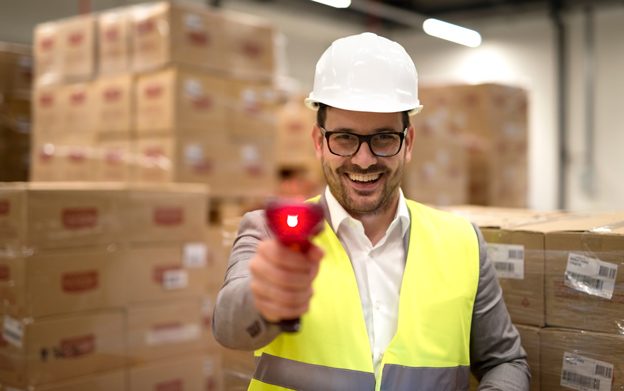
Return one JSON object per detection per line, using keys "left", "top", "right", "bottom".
{"left": 346, "top": 172, "right": 382, "bottom": 183}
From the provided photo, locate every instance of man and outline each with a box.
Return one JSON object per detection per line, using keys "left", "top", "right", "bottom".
{"left": 213, "top": 32, "right": 530, "bottom": 390}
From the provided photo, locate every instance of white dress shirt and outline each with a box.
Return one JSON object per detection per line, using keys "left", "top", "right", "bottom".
{"left": 324, "top": 187, "right": 410, "bottom": 377}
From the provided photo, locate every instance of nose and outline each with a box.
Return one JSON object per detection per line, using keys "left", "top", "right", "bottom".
{"left": 350, "top": 141, "right": 377, "bottom": 169}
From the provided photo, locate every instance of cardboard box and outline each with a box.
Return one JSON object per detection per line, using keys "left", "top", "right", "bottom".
{"left": 34, "top": 22, "right": 62, "bottom": 86}
{"left": 403, "top": 121, "right": 468, "bottom": 206}
{"left": 0, "top": 369, "right": 126, "bottom": 391}
{"left": 126, "top": 300, "right": 205, "bottom": 364}
{"left": 543, "top": 214, "right": 624, "bottom": 334}
{"left": 95, "top": 139, "right": 132, "bottom": 182}
{"left": 0, "top": 182, "right": 123, "bottom": 251}
{"left": 225, "top": 77, "right": 279, "bottom": 141}
{"left": 30, "top": 143, "right": 62, "bottom": 182}
{"left": 541, "top": 328, "right": 623, "bottom": 391}
{"left": 93, "top": 74, "right": 133, "bottom": 136}
{"left": 0, "top": 310, "right": 126, "bottom": 387}
{"left": 517, "top": 325, "right": 540, "bottom": 391}
{"left": 275, "top": 97, "right": 316, "bottom": 167}
{"left": 223, "top": 10, "right": 275, "bottom": 80}
{"left": 98, "top": 8, "right": 130, "bottom": 75}
{"left": 61, "top": 82, "right": 96, "bottom": 143}
{"left": 0, "top": 246, "right": 125, "bottom": 318}
{"left": 128, "top": 353, "right": 220, "bottom": 391}
{"left": 121, "top": 184, "right": 208, "bottom": 244}
{"left": 130, "top": 2, "right": 226, "bottom": 73}
{"left": 60, "top": 15, "right": 95, "bottom": 82}
{"left": 135, "top": 67, "right": 227, "bottom": 135}
{"left": 124, "top": 243, "right": 209, "bottom": 305}
{"left": 32, "top": 85, "right": 65, "bottom": 140}
{"left": 419, "top": 84, "right": 528, "bottom": 207}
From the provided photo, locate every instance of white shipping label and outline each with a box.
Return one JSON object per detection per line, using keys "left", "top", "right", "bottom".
{"left": 162, "top": 269, "right": 188, "bottom": 290}
{"left": 183, "top": 243, "right": 207, "bottom": 268}
{"left": 565, "top": 253, "right": 618, "bottom": 299}
{"left": 3, "top": 316, "right": 23, "bottom": 349}
{"left": 146, "top": 323, "right": 201, "bottom": 346}
{"left": 185, "top": 13, "right": 204, "bottom": 31}
{"left": 487, "top": 243, "right": 525, "bottom": 280}
{"left": 561, "top": 352, "right": 613, "bottom": 391}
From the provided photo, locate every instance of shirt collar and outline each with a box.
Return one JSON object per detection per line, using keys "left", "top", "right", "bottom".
{"left": 324, "top": 186, "right": 410, "bottom": 238}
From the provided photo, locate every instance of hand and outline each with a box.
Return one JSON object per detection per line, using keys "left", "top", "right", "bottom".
{"left": 249, "top": 239, "right": 324, "bottom": 323}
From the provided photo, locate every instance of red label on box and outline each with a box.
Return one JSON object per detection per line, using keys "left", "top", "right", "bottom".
{"left": 153, "top": 322, "right": 182, "bottom": 332}
{"left": 0, "top": 265, "right": 10, "bottom": 281}
{"left": 68, "top": 31, "right": 84, "bottom": 46}
{"left": 62, "top": 270, "right": 99, "bottom": 292}
{"left": 39, "top": 37, "right": 55, "bottom": 51}
{"left": 153, "top": 265, "right": 182, "bottom": 284}
{"left": 192, "top": 96, "right": 213, "bottom": 110}
{"left": 156, "top": 379, "right": 183, "bottom": 391}
{"left": 104, "top": 27, "right": 120, "bottom": 41}
{"left": 242, "top": 41, "right": 261, "bottom": 58}
{"left": 187, "top": 31, "right": 209, "bottom": 46}
{"left": 105, "top": 149, "right": 123, "bottom": 164}
{"left": 39, "top": 93, "right": 55, "bottom": 107}
{"left": 62, "top": 208, "right": 98, "bottom": 229}
{"left": 145, "top": 84, "right": 163, "bottom": 99}
{"left": 59, "top": 334, "right": 95, "bottom": 357}
{"left": 68, "top": 148, "right": 87, "bottom": 162}
{"left": 154, "top": 207, "right": 184, "bottom": 226}
{"left": 191, "top": 159, "right": 213, "bottom": 174}
{"left": 136, "top": 18, "right": 156, "bottom": 34}
{"left": 104, "top": 87, "right": 122, "bottom": 102}
{"left": 0, "top": 200, "right": 9, "bottom": 216}
{"left": 70, "top": 91, "right": 86, "bottom": 105}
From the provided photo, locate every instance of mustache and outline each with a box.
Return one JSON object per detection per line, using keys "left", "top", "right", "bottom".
{"left": 337, "top": 164, "right": 388, "bottom": 175}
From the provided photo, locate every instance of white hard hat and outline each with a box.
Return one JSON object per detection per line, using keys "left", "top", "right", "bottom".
{"left": 305, "top": 32, "right": 423, "bottom": 116}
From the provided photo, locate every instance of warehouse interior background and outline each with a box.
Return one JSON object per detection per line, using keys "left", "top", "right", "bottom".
{"left": 1, "top": 0, "right": 623, "bottom": 212}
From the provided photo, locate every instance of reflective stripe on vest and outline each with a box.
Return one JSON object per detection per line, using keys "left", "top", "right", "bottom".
{"left": 380, "top": 364, "right": 470, "bottom": 391}
{"left": 250, "top": 199, "right": 479, "bottom": 391}
{"left": 253, "top": 353, "right": 375, "bottom": 391}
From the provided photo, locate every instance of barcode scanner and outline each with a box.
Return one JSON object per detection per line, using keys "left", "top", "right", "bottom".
{"left": 265, "top": 200, "right": 325, "bottom": 332}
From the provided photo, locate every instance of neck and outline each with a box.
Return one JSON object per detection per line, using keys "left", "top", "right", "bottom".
{"left": 353, "top": 192, "right": 400, "bottom": 245}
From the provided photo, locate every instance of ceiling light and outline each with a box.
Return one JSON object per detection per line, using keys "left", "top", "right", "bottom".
{"left": 310, "top": 0, "right": 351, "bottom": 9}
{"left": 423, "top": 18, "right": 482, "bottom": 48}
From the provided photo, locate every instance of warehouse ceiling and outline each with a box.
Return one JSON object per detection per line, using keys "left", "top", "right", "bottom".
{"left": 236, "top": 0, "right": 623, "bottom": 28}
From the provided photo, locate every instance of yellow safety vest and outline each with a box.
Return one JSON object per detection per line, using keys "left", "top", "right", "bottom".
{"left": 249, "top": 200, "right": 480, "bottom": 391}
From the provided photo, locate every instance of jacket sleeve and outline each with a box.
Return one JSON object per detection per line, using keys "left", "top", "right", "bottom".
{"left": 211, "top": 210, "right": 282, "bottom": 350}
{"left": 470, "top": 224, "right": 531, "bottom": 391}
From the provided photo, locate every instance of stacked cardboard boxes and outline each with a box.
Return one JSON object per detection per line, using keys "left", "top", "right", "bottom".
{"left": 30, "top": 1, "right": 280, "bottom": 199}
{"left": 417, "top": 84, "right": 528, "bottom": 207}
{"left": 403, "top": 108, "right": 468, "bottom": 205}
{"left": 0, "top": 183, "right": 221, "bottom": 390}
{"left": 452, "top": 207, "right": 624, "bottom": 391}
{"left": 0, "top": 42, "right": 32, "bottom": 182}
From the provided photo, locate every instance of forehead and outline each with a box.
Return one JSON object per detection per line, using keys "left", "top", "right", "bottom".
{"left": 325, "top": 107, "right": 403, "bottom": 131}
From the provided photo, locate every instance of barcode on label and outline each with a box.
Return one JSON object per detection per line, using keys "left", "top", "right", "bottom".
{"left": 562, "top": 370, "right": 600, "bottom": 390}
{"left": 598, "top": 266, "right": 617, "bottom": 279}
{"left": 494, "top": 262, "right": 515, "bottom": 272}
{"left": 508, "top": 248, "right": 524, "bottom": 260}
{"left": 595, "top": 365, "right": 613, "bottom": 379}
{"left": 567, "top": 272, "right": 604, "bottom": 290}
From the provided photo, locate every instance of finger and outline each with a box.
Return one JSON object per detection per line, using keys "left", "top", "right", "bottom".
{"left": 259, "top": 240, "right": 316, "bottom": 272}
{"left": 253, "top": 293, "right": 312, "bottom": 322}
{"left": 251, "top": 279, "right": 314, "bottom": 308}
{"left": 250, "top": 254, "right": 316, "bottom": 290}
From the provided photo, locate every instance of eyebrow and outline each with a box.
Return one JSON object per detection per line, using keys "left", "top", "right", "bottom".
{"left": 326, "top": 127, "right": 400, "bottom": 133}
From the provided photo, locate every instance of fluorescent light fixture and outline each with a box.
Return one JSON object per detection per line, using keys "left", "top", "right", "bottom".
{"left": 310, "top": 0, "right": 351, "bottom": 8}
{"left": 423, "top": 18, "right": 482, "bottom": 48}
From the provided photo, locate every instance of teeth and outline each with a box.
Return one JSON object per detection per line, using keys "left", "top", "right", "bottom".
{"left": 348, "top": 173, "right": 381, "bottom": 182}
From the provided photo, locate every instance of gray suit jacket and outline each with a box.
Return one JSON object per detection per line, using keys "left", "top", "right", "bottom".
{"left": 212, "top": 196, "right": 530, "bottom": 390}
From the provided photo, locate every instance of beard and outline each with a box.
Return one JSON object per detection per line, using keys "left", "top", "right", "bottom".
{"left": 321, "top": 158, "right": 404, "bottom": 218}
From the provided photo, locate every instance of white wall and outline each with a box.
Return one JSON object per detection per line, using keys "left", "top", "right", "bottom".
{"left": 1, "top": 0, "right": 622, "bottom": 211}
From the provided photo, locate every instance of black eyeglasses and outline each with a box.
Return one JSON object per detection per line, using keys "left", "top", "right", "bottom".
{"left": 320, "top": 127, "right": 407, "bottom": 157}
